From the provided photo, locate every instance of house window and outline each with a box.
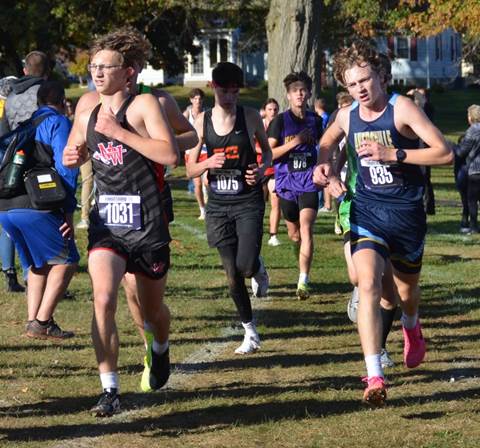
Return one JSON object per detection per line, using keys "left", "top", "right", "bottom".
{"left": 209, "top": 38, "right": 229, "bottom": 66}
{"left": 192, "top": 48, "right": 204, "bottom": 75}
{"left": 396, "top": 37, "right": 409, "bottom": 59}
{"left": 209, "top": 39, "right": 218, "bottom": 66}
{"left": 219, "top": 39, "right": 228, "bottom": 62}
{"left": 435, "top": 35, "right": 443, "bottom": 60}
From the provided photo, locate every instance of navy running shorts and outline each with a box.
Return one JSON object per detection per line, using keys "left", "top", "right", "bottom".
{"left": 350, "top": 200, "right": 426, "bottom": 274}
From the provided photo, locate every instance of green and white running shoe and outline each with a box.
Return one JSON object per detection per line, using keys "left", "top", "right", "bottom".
{"left": 140, "top": 329, "right": 155, "bottom": 392}
{"left": 296, "top": 281, "right": 310, "bottom": 300}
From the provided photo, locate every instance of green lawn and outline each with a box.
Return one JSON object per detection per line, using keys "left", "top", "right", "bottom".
{"left": 1, "top": 161, "right": 480, "bottom": 447}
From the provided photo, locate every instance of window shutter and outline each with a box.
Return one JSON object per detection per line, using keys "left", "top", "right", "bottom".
{"left": 410, "top": 37, "right": 417, "bottom": 61}
{"left": 387, "top": 36, "right": 395, "bottom": 58}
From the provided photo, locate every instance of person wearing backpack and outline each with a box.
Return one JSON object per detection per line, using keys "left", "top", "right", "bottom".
{"left": 0, "top": 76, "right": 25, "bottom": 292}
{"left": 0, "top": 51, "right": 50, "bottom": 293}
{"left": 0, "top": 80, "right": 79, "bottom": 339}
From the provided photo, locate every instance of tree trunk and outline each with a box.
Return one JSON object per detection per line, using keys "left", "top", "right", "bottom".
{"left": 266, "top": 0, "right": 323, "bottom": 111}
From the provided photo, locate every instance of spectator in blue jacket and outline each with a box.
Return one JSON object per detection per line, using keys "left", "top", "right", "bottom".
{"left": 0, "top": 80, "right": 79, "bottom": 339}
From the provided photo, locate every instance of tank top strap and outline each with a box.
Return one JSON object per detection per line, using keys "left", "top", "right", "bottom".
{"left": 235, "top": 105, "right": 246, "bottom": 130}
{"left": 87, "top": 103, "right": 102, "bottom": 134}
{"left": 116, "top": 95, "right": 135, "bottom": 122}
{"left": 203, "top": 108, "right": 212, "bottom": 137}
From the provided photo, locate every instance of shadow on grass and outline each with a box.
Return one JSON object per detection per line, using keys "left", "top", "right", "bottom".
{"left": 2, "top": 386, "right": 480, "bottom": 442}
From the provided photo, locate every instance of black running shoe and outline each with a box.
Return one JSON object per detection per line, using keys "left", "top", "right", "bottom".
{"left": 91, "top": 389, "right": 120, "bottom": 417}
{"left": 149, "top": 348, "right": 170, "bottom": 390}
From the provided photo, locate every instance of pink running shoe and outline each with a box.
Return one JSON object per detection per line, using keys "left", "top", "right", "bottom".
{"left": 362, "top": 376, "right": 387, "bottom": 407}
{"left": 403, "top": 320, "right": 426, "bottom": 368}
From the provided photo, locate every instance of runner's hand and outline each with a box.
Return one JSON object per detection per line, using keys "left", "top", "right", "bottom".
{"left": 295, "top": 129, "right": 314, "bottom": 146}
{"left": 313, "top": 163, "right": 330, "bottom": 187}
{"left": 63, "top": 144, "right": 87, "bottom": 167}
{"left": 245, "top": 163, "right": 261, "bottom": 185}
{"left": 95, "top": 107, "right": 122, "bottom": 139}
{"left": 357, "top": 140, "right": 395, "bottom": 163}
{"left": 328, "top": 176, "right": 347, "bottom": 198}
{"left": 206, "top": 152, "right": 225, "bottom": 169}
{"left": 59, "top": 215, "right": 74, "bottom": 240}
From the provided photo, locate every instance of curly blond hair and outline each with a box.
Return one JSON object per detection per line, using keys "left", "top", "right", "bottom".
{"left": 90, "top": 26, "right": 152, "bottom": 68}
{"left": 333, "top": 40, "right": 385, "bottom": 87}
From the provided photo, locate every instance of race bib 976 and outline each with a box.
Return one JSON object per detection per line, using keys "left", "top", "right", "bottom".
{"left": 288, "top": 152, "right": 313, "bottom": 172}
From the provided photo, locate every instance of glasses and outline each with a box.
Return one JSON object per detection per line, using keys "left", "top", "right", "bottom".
{"left": 87, "top": 64, "right": 123, "bottom": 73}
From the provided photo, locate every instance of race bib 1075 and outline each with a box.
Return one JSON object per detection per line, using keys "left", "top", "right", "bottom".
{"left": 209, "top": 169, "right": 244, "bottom": 195}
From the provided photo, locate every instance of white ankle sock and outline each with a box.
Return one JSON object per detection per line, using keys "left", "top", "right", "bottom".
{"left": 365, "top": 354, "right": 383, "bottom": 378}
{"left": 152, "top": 339, "right": 169, "bottom": 355}
{"left": 298, "top": 272, "right": 308, "bottom": 284}
{"left": 242, "top": 321, "right": 257, "bottom": 336}
{"left": 401, "top": 312, "right": 418, "bottom": 330}
{"left": 100, "top": 371, "right": 119, "bottom": 392}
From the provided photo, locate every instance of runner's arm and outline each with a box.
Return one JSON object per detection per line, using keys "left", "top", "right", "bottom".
{"left": 313, "top": 116, "right": 346, "bottom": 187}
{"left": 95, "top": 95, "right": 179, "bottom": 166}
{"left": 251, "top": 109, "right": 272, "bottom": 176}
{"left": 185, "top": 112, "right": 225, "bottom": 178}
{"left": 158, "top": 92, "right": 198, "bottom": 151}
{"left": 63, "top": 110, "right": 89, "bottom": 168}
{"left": 358, "top": 97, "right": 453, "bottom": 166}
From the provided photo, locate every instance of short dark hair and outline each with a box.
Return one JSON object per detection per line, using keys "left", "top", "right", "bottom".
{"left": 262, "top": 98, "right": 279, "bottom": 109}
{"left": 189, "top": 88, "right": 205, "bottom": 99}
{"left": 37, "top": 80, "right": 65, "bottom": 107}
{"left": 24, "top": 51, "right": 50, "bottom": 77}
{"left": 212, "top": 62, "right": 244, "bottom": 88}
{"left": 283, "top": 71, "right": 312, "bottom": 92}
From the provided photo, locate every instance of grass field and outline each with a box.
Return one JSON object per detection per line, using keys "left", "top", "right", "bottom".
{"left": 1, "top": 87, "right": 479, "bottom": 447}
{"left": 1, "top": 162, "right": 480, "bottom": 447}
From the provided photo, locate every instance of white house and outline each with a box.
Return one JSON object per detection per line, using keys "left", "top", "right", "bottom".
{"left": 376, "top": 28, "right": 462, "bottom": 87}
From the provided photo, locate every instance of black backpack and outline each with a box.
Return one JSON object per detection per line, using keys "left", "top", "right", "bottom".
{"left": 0, "top": 114, "right": 50, "bottom": 198}
{"left": 0, "top": 113, "right": 66, "bottom": 210}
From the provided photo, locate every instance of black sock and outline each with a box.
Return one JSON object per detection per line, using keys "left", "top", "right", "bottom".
{"left": 380, "top": 306, "right": 397, "bottom": 349}
{"left": 36, "top": 319, "right": 50, "bottom": 326}
{"left": 270, "top": 233, "right": 276, "bottom": 238}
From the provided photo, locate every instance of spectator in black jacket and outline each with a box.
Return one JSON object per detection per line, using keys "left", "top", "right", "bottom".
{"left": 455, "top": 104, "right": 480, "bottom": 233}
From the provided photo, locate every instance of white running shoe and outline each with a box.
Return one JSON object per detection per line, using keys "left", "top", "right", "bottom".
{"left": 198, "top": 209, "right": 205, "bottom": 220}
{"left": 347, "top": 286, "right": 359, "bottom": 323}
{"left": 251, "top": 256, "right": 269, "bottom": 297}
{"left": 380, "top": 348, "right": 395, "bottom": 368}
{"left": 235, "top": 333, "right": 260, "bottom": 354}
{"left": 317, "top": 206, "right": 332, "bottom": 215}
{"left": 267, "top": 235, "right": 281, "bottom": 246}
